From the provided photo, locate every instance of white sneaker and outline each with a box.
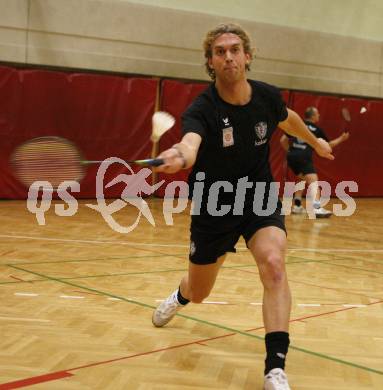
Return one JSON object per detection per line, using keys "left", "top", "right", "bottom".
{"left": 314, "top": 207, "right": 332, "bottom": 218}
{"left": 292, "top": 205, "right": 305, "bottom": 214}
{"left": 152, "top": 289, "right": 184, "bottom": 327}
{"left": 264, "top": 368, "right": 291, "bottom": 390}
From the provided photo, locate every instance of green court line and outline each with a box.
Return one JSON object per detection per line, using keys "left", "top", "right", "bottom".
{"left": 5, "top": 253, "right": 187, "bottom": 266}
{"left": 322, "top": 262, "right": 383, "bottom": 275}
{"left": 0, "top": 255, "right": 359, "bottom": 286}
{"left": 0, "top": 278, "right": 48, "bottom": 285}
{"left": 330, "top": 252, "right": 383, "bottom": 265}
{"left": 286, "top": 255, "right": 383, "bottom": 275}
{"left": 0, "top": 263, "right": 260, "bottom": 285}
{"left": 2, "top": 252, "right": 378, "bottom": 288}
{"left": 7, "top": 264, "right": 383, "bottom": 377}
{"left": 288, "top": 258, "right": 383, "bottom": 275}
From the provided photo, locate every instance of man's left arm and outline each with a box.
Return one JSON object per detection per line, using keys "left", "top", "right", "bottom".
{"left": 278, "top": 108, "right": 334, "bottom": 160}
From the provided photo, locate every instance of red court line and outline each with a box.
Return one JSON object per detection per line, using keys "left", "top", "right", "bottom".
{"left": 0, "top": 335, "right": 235, "bottom": 388}
{"left": 68, "top": 334, "right": 236, "bottom": 372}
{"left": 9, "top": 275, "right": 31, "bottom": 283}
{"left": 0, "top": 371, "right": 73, "bottom": 389}
{"left": 125, "top": 244, "right": 186, "bottom": 261}
{"left": 246, "top": 300, "right": 383, "bottom": 332}
{"left": 1, "top": 251, "right": 14, "bottom": 257}
{"left": 3, "top": 301, "right": 382, "bottom": 388}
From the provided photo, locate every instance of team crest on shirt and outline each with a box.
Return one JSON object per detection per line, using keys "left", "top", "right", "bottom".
{"left": 221, "top": 117, "right": 234, "bottom": 147}
{"left": 254, "top": 121, "right": 268, "bottom": 146}
{"left": 222, "top": 127, "right": 234, "bottom": 147}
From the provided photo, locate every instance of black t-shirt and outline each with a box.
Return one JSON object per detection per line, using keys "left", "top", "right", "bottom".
{"left": 287, "top": 121, "right": 328, "bottom": 159}
{"left": 182, "top": 79, "right": 288, "bottom": 212}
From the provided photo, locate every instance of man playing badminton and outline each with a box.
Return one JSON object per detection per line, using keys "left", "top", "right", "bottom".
{"left": 280, "top": 106, "right": 350, "bottom": 217}
{"left": 152, "top": 23, "right": 334, "bottom": 390}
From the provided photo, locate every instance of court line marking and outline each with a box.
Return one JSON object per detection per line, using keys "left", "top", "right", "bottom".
{"left": 289, "top": 248, "right": 383, "bottom": 253}
{"left": 59, "top": 295, "right": 84, "bottom": 299}
{"left": 9, "top": 275, "right": 29, "bottom": 282}
{"left": 286, "top": 251, "right": 383, "bottom": 270}
{"left": 3, "top": 259, "right": 380, "bottom": 302}
{"left": 1, "top": 234, "right": 382, "bottom": 252}
{"left": 0, "top": 337, "right": 237, "bottom": 388}
{"left": 7, "top": 264, "right": 383, "bottom": 378}
{"left": 0, "top": 371, "right": 73, "bottom": 388}
{"left": 156, "top": 299, "right": 229, "bottom": 305}
{"left": 3, "top": 252, "right": 379, "bottom": 288}
{"left": 14, "top": 292, "right": 38, "bottom": 297}
{"left": 228, "top": 265, "right": 380, "bottom": 301}
{"left": 343, "top": 304, "right": 367, "bottom": 308}
{"left": 0, "top": 316, "right": 51, "bottom": 323}
{"left": 0, "top": 234, "right": 191, "bottom": 247}
{"left": 6, "top": 292, "right": 373, "bottom": 309}
{"left": 289, "top": 259, "right": 383, "bottom": 275}
{"left": 7, "top": 254, "right": 181, "bottom": 266}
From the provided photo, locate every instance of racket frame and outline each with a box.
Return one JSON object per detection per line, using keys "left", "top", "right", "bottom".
{"left": 10, "top": 136, "right": 164, "bottom": 189}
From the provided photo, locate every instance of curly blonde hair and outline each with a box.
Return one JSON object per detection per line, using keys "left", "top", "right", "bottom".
{"left": 203, "top": 23, "right": 255, "bottom": 80}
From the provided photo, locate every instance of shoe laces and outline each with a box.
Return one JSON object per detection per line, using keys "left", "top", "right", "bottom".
{"left": 159, "top": 293, "right": 179, "bottom": 316}
{"left": 266, "top": 369, "right": 289, "bottom": 389}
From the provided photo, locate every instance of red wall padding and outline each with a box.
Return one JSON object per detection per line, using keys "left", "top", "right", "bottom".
{"left": 288, "top": 92, "right": 383, "bottom": 196}
{"left": 1, "top": 65, "right": 382, "bottom": 198}
{"left": 0, "top": 66, "right": 158, "bottom": 198}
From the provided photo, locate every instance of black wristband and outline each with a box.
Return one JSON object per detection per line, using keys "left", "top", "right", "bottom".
{"left": 172, "top": 145, "right": 187, "bottom": 169}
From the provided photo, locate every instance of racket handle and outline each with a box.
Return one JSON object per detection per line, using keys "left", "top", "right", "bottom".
{"left": 133, "top": 158, "right": 164, "bottom": 167}
{"left": 83, "top": 158, "right": 164, "bottom": 166}
{"left": 146, "top": 158, "right": 164, "bottom": 167}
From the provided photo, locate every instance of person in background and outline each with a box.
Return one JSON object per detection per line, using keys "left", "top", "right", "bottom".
{"left": 280, "top": 106, "right": 349, "bottom": 217}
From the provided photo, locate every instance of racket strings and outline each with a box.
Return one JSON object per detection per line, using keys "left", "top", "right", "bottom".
{"left": 11, "top": 138, "right": 85, "bottom": 188}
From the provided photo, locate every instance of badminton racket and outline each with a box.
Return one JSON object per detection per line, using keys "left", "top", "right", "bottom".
{"left": 10, "top": 136, "right": 166, "bottom": 189}
{"left": 10, "top": 111, "right": 175, "bottom": 189}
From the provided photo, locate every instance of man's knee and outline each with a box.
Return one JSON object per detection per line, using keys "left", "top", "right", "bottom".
{"left": 258, "top": 252, "right": 286, "bottom": 286}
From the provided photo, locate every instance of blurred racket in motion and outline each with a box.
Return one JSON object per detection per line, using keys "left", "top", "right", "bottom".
{"left": 10, "top": 136, "right": 165, "bottom": 189}
{"left": 10, "top": 111, "right": 175, "bottom": 189}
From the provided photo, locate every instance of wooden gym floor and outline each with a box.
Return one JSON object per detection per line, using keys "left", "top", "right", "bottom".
{"left": 0, "top": 198, "right": 382, "bottom": 389}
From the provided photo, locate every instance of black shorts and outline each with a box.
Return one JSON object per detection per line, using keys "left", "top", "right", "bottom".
{"left": 287, "top": 154, "right": 316, "bottom": 176}
{"left": 189, "top": 204, "right": 286, "bottom": 265}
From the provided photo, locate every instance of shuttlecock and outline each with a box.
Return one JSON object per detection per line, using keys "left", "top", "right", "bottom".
{"left": 360, "top": 106, "right": 367, "bottom": 114}
{"left": 151, "top": 111, "right": 175, "bottom": 142}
